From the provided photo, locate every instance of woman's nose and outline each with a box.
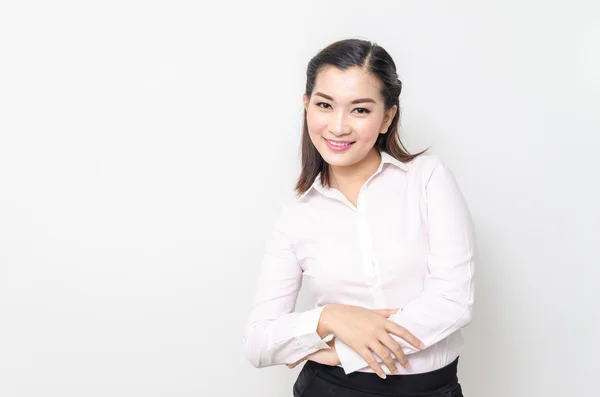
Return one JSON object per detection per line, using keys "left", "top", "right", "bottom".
{"left": 328, "top": 111, "right": 351, "bottom": 136}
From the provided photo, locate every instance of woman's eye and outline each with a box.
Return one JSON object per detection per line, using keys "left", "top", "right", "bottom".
{"left": 315, "top": 103, "right": 370, "bottom": 114}
{"left": 316, "top": 102, "right": 332, "bottom": 109}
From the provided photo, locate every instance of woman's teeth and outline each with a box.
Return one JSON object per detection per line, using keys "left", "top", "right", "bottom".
{"left": 328, "top": 140, "right": 352, "bottom": 146}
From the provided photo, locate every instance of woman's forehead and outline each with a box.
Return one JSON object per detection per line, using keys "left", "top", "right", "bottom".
{"left": 313, "top": 66, "right": 383, "bottom": 101}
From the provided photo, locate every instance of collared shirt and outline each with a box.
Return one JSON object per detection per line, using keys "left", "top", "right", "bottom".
{"left": 243, "top": 150, "right": 476, "bottom": 375}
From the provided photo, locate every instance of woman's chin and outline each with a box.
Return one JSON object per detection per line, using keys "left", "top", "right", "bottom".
{"left": 320, "top": 153, "right": 356, "bottom": 167}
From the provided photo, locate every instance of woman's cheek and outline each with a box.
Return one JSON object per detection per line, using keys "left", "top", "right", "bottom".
{"left": 357, "top": 119, "right": 382, "bottom": 141}
{"left": 307, "top": 112, "right": 327, "bottom": 137}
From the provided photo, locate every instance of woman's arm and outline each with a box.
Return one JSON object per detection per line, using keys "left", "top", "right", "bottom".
{"left": 285, "top": 308, "right": 400, "bottom": 370}
{"left": 243, "top": 203, "right": 333, "bottom": 368}
{"left": 285, "top": 337, "right": 340, "bottom": 369}
{"left": 335, "top": 158, "right": 476, "bottom": 374}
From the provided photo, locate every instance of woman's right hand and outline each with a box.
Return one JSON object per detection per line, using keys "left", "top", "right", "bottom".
{"left": 319, "top": 304, "right": 425, "bottom": 379}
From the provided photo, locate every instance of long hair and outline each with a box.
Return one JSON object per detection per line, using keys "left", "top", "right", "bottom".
{"left": 295, "top": 38, "right": 428, "bottom": 196}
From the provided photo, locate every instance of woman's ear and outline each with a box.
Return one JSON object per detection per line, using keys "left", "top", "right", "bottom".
{"left": 381, "top": 104, "right": 398, "bottom": 134}
{"left": 302, "top": 93, "right": 310, "bottom": 111}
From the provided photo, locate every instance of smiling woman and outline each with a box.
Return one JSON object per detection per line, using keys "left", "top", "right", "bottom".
{"left": 296, "top": 43, "right": 427, "bottom": 206}
{"left": 243, "top": 38, "right": 474, "bottom": 397}
{"left": 303, "top": 68, "right": 391, "bottom": 157}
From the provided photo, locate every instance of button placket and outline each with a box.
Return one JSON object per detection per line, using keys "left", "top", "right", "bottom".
{"left": 372, "top": 256, "right": 386, "bottom": 307}
{"left": 357, "top": 187, "right": 371, "bottom": 279}
{"left": 357, "top": 185, "right": 386, "bottom": 307}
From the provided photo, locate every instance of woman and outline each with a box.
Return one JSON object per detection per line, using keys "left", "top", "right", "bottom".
{"left": 243, "top": 38, "right": 475, "bottom": 397}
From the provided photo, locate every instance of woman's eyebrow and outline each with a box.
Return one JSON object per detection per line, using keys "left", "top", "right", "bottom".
{"left": 314, "top": 92, "right": 377, "bottom": 104}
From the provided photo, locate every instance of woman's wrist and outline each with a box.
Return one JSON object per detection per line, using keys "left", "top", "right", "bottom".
{"left": 316, "top": 304, "right": 342, "bottom": 337}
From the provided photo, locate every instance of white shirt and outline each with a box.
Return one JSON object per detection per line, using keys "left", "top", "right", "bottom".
{"left": 243, "top": 151, "right": 476, "bottom": 375}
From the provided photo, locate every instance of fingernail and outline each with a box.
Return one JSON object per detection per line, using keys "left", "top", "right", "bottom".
{"left": 419, "top": 342, "right": 425, "bottom": 349}
{"left": 381, "top": 373, "right": 387, "bottom": 379}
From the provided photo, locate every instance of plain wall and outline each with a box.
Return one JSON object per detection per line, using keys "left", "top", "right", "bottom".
{"left": 1, "top": 1, "right": 599, "bottom": 396}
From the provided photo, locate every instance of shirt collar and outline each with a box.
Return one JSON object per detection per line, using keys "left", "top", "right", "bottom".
{"left": 297, "top": 150, "right": 408, "bottom": 201}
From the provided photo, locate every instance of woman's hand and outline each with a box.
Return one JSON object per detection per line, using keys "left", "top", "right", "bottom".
{"left": 286, "top": 308, "right": 398, "bottom": 369}
{"left": 319, "top": 304, "right": 424, "bottom": 379}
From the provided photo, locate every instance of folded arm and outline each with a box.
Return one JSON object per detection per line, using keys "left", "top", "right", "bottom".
{"left": 335, "top": 159, "right": 476, "bottom": 374}
{"left": 243, "top": 204, "right": 333, "bottom": 368}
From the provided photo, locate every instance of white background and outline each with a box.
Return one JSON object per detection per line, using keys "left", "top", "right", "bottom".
{"left": 1, "top": 1, "right": 599, "bottom": 396}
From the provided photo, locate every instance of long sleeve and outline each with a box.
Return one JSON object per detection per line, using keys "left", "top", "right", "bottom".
{"left": 242, "top": 204, "right": 333, "bottom": 368}
{"left": 335, "top": 159, "right": 476, "bottom": 374}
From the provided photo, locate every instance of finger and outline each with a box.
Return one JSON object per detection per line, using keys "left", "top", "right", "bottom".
{"left": 385, "top": 321, "right": 425, "bottom": 350}
{"left": 369, "top": 340, "right": 399, "bottom": 375}
{"left": 356, "top": 345, "right": 387, "bottom": 379}
{"left": 287, "top": 360, "right": 300, "bottom": 369}
{"left": 373, "top": 308, "right": 398, "bottom": 318}
{"left": 379, "top": 332, "right": 408, "bottom": 368}
{"left": 372, "top": 309, "right": 387, "bottom": 317}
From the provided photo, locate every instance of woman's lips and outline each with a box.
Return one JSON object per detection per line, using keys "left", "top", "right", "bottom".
{"left": 324, "top": 138, "right": 355, "bottom": 152}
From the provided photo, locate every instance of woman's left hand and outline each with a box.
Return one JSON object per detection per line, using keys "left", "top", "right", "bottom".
{"left": 286, "top": 338, "right": 340, "bottom": 369}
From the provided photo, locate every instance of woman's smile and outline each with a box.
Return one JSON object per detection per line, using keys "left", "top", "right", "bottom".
{"left": 324, "top": 137, "right": 355, "bottom": 152}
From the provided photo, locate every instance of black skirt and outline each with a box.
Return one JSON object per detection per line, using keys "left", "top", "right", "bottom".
{"left": 293, "top": 357, "right": 463, "bottom": 397}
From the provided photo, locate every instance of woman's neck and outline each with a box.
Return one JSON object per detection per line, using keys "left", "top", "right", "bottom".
{"left": 328, "top": 148, "right": 382, "bottom": 191}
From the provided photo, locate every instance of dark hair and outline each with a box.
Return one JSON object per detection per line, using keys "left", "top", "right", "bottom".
{"left": 295, "top": 38, "right": 428, "bottom": 196}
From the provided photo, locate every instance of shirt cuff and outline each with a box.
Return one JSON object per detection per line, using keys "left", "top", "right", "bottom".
{"left": 294, "top": 305, "right": 332, "bottom": 351}
{"left": 334, "top": 337, "right": 369, "bottom": 374}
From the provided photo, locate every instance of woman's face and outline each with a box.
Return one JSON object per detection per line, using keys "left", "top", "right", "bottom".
{"left": 303, "top": 65, "right": 397, "bottom": 169}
